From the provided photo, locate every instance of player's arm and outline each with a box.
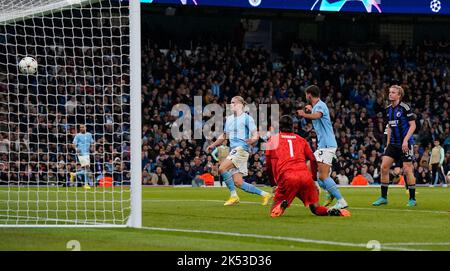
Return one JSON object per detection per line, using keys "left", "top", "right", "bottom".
{"left": 298, "top": 110, "right": 322, "bottom": 120}
{"left": 402, "top": 106, "right": 417, "bottom": 152}
{"left": 208, "top": 117, "right": 230, "bottom": 152}
{"left": 403, "top": 120, "right": 416, "bottom": 143}
{"left": 72, "top": 136, "right": 78, "bottom": 155}
{"left": 206, "top": 133, "right": 226, "bottom": 152}
{"left": 245, "top": 115, "right": 259, "bottom": 145}
{"left": 245, "top": 129, "right": 259, "bottom": 145}
{"left": 402, "top": 120, "right": 416, "bottom": 152}
{"left": 297, "top": 104, "right": 323, "bottom": 120}
{"left": 386, "top": 125, "right": 391, "bottom": 146}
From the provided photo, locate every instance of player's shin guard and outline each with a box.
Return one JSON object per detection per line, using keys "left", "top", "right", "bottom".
{"left": 221, "top": 171, "right": 236, "bottom": 194}
{"left": 239, "top": 182, "right": 265, "bottom": 196}
{"left": 319, "top": 177, "right": 343, "bottom": 200}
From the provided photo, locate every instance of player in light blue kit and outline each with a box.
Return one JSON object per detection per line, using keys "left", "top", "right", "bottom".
{"left": 207, "top": 96, "right": 272, "bottom": 206}
{"left": 71, "top": 124, "right": 95, "bottom": 190}
{"left": 297, "top": 85, "right": 348, "bottom": 209}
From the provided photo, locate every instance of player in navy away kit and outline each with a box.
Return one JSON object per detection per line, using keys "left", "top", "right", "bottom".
{"left": 373, "top": 85, "right": 417, "bottom": 207}
{"left": 265, "top": 115, "right": 350, "bottom": 217}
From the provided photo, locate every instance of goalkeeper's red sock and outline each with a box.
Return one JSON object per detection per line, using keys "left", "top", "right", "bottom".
{"left": 313, "top": 206, "right": 329, "bottom": 216}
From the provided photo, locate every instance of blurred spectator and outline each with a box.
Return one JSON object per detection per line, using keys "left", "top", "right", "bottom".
{"left": 246, "top": 170, "right": 257, "bottom": 185}
{"left": 139, "top": 40, "right": 450, "bottom": 185}
{"left": 151, "top": 166, "right": 169, "bottom": 185}
{"left": 361, "top": 164, "right": 375, "bottom": 185}
{"left": 172, "top": 162, "right": 186, "bottom": 185}
{"left": 336, "top": 169, "right": 349, "bottom": 185}
{"left": 351, "top": 173, "right": 368, "bottom": 186}
{"left": 191, "top": 157, "right": 206, "bottom": 187}
{"left": 182, "top": 164, "right": 195, "bottom": 185}
{"left": 390, "top": 167, "right": 406, "bottom": 185}
{"left": 429, "top": 139, "right": 446, "bottom": 186}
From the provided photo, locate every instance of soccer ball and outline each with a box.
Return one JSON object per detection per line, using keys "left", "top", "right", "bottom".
{"left": 249, "top": 0, "right": 262, "bottom": 7}
{"left": 430, "top": 0, "right": 441, "bottom": 13}
{"left": 18, "top": 57, "right": 38, "bottom": 74}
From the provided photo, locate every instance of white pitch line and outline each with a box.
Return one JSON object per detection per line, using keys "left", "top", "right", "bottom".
{"left": 144, "top": 199, "right": 227, "bottom": 203}
{"left": 386, "top": 243, "right": 450, "bottom": 246}
{"left": 143, "top": 199, "right": 449, "bottom": 215}
{"left": 142, "top": 199, "right": 448, "bottom": 250}
{"left": 141, "top": 226, "right": 425, "bottom": 251}
{"left": 350, "top": 207, "right": 448, "bottom": 215}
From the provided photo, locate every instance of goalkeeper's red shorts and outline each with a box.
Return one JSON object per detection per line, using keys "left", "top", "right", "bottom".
{"left": 272, "top": 170, "right": 319, "bottom": 210}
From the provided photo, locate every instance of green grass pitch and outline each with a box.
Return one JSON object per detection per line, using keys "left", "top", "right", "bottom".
{"left": 0, "top": 186, "right": 449, "bottom": 251}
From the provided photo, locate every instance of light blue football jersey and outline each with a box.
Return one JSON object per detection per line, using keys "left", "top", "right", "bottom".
{"left": 224, "top": 113, "right": 257, "bottom": 152}
{"left": 312, "top": 100, "right": 337, "bottom": 149}
{"left": 73, "top": 132, "right": 94, "bottom": 156}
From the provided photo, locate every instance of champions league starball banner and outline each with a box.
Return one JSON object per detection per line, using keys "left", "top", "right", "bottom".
{"left": 142, "top": 0, "right": 450, "bottom": 15}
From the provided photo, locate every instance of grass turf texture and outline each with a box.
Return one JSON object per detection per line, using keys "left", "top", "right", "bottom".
{"left": 0, "top": 186, "right": 449, "bottom": 251}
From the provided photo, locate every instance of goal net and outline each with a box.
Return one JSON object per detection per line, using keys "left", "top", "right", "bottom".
{"left": 0, "top": 0, "right": 141, "bottom": 227}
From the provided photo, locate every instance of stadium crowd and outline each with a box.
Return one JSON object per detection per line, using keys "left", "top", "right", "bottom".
{"left": 141, "top": 39, "right": 450, "bottom": 186}
{"left": 1, "top": 37, "right": 449, "bottom": 187}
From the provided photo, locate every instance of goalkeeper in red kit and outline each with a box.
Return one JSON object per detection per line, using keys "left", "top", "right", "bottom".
{"left": 265, "top": 115, "right": 351, "bottom": 217}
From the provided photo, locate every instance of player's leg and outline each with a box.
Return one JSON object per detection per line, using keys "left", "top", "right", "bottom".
{"left": 309, "top": 203, "right": 329, "bottom": 216}
{"left": 232, "top": 172, "right": 271, "bottom": 205}
{"left": 317, "top": 163, "right": 348, "bottom": 209}
{"left": 74, "top": 166, "right": 89, "bottom": 188}
{"left": 81, "top": 166, "right": 91, "bottom": 189}
{"left": 309, "top": 203, "right": 351, "bottom": 216}
{"left": 218, "top": 159, "right": 238, "bottom": 205}
{"left": 79, "top": 155, "right": 91, "bottom": 189}
{"left": 431, "top": 164, "right": 438, "bottom": 186}
{"left": 298, "top": 173, "right": 351, "bottom": 217}
{"left": 69, "top": 164, "right": 77, "bottom": 186}
{"left": 403, "top": 161, "right": 416, "bottom": 206}
{"left": 373, "top": 154, "right": 394, "bottom": 206}
{"left": 72, "top": 157, "right": 83, "bottom": 186}
{"left": 301, "top": 174, "right": 334, "bottom": 216}
{"left": 74, "top": 162, "right": 88, "bottom": 187}
{"left": 401, "top": 145, "right": 416, "bottom": 206}
{"left": 318, "top": 165, "right": 337, "bottom": 207}
{"left": 314, "top": 148, "right": 347, "bottom": 209}
{"left": 270, "top": 180, "right": 296, "bottom": 217}
{"left": 228, "top": 147, "right": 271, "bottom": 204}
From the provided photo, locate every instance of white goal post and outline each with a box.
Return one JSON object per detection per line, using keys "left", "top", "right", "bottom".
{"left": 0, "top": 0, "right": 141, "bottom": 227}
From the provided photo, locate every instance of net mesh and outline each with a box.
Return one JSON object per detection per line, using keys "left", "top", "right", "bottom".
{"left": 0, "top": 0, "right": 132, "bottom": 225}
